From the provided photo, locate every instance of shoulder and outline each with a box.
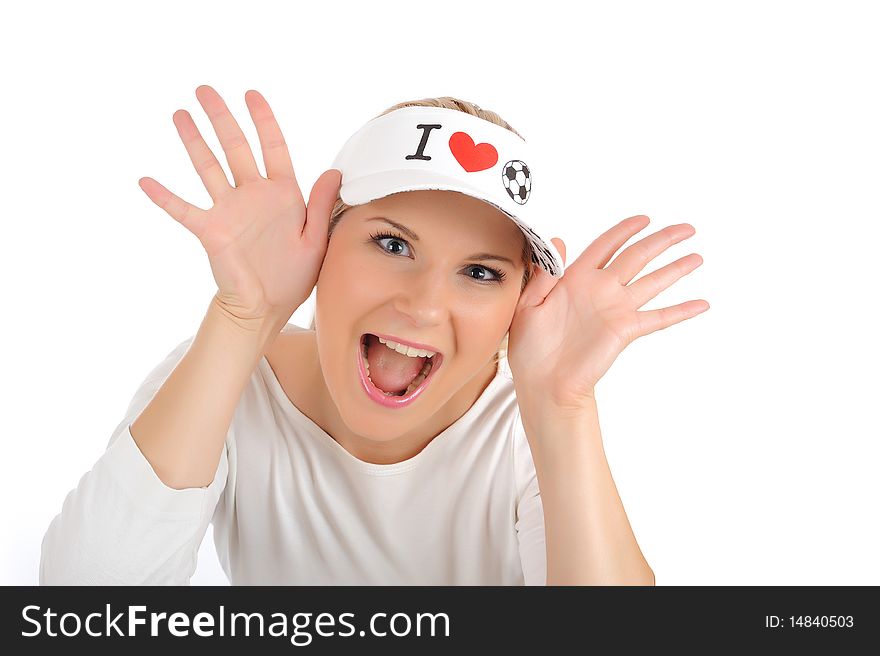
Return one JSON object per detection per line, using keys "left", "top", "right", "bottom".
{"left": 266, "top": 322, "right": 312, "bottom": 364}
{"left": 268, "top": 322, "right": 312, "bottom": 359}
{"left": 263, "top": 322, "right": 317, "bottom": 407}
{"left": 280, "top": 322, "right": 309, "bottom": 337}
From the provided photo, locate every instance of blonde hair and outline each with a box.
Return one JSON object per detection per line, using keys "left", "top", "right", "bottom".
{"left": 308, "top": 96, "right": 537, "bottom": 368}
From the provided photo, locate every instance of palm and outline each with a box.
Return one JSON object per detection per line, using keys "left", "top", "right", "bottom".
{"left": 199, "top": 177, "right": 309, "bottom": 312}
{"left": 510, "top": 268, "right": 632, "bottom": 409}
{"left": 508, "top": 217, "right": 709, "bottom": 411}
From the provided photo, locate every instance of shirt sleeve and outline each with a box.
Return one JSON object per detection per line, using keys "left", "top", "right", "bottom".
{"left": 39, "top": 336, "right": 230, "bottom": 585}
{"left": 512, "top": 406, "right": 547, "bottom": 586}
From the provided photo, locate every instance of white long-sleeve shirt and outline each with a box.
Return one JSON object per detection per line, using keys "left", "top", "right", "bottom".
{"left": 40, "top": 327, "right": 547, "bottom": 585}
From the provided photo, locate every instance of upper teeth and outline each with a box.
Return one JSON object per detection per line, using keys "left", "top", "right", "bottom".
{"left": 377, "top": 336, "right": 436, "bottom": 359}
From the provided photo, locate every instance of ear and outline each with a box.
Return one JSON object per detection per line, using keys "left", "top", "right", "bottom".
{"left": 554, "top": 237, "right": 567, "bottom": 267}
{"left": 517, "top": 237, "right": 566, "bottom": 310}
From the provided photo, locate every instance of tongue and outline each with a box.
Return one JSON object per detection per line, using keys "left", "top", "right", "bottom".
{"left": 365, "top": 334, "right": 426, "bottom": 394}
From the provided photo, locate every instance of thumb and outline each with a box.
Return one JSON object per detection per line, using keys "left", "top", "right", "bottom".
{"left": 517, "top": 237, "right": 566, "bottom": 310}
{"left": 303, "top": 169, "right": 343, "bottom": 242}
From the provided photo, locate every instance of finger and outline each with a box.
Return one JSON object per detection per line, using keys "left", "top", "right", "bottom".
{"left": 608, "top": 223, "right": 696, "bottom": 285}
{"left": 138, "top": 176, "right": 210, "bottom": 241}
{"left": 195, "top": 85, "right": 261, "bottom": 186}
{"left": 635, "top": 299, "right": 710, "bottom": 337}
{"left": 244, "top": 90, "right": 298, "bottom": 183}
{"left": 626, "top": 253, "right": 703, "bottom": 308}
{"left": 518, "top": 237, "right": 566, "bottom": 310}
{"left": 303, "top": 169, "right": 343, "bottom": 243}
{"left": 172, "top": 109, "right": 233, "bottom": 203}
{"left": 578, "top": 215, "right": 651, "bottom": 271}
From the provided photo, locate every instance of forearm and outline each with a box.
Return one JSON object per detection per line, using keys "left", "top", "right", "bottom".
{"left": 518, "top": 395, "right": 655, "bottom": 586}
{"left": 130, "top": 295, "right": 287, "bottom": 489}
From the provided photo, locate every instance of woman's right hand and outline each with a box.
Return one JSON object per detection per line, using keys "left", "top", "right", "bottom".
{"left": 138, "top": 85, "right": 342, "bottom": 326}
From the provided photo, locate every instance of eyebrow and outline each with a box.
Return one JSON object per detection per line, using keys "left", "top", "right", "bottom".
{"left": 364, "top": 217, "right": 516, "bottom": 266}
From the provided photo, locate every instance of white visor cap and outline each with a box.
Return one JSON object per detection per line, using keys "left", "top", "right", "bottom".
{"left": 330, "top": 105, "right": 564, "bottom": 278}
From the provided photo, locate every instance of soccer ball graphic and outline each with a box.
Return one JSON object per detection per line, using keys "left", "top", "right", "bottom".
{"left": 501, "top": 160, "right": 531, "bottom": 204}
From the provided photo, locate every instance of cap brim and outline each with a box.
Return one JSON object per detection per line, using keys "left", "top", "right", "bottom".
{"left": 340, "top": 169, "right": 527, "bottom": 236}
{"left": 340, "top": 169, "right": 500, "bottom": 208}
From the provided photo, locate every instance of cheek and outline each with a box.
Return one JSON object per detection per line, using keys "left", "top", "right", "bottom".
{"left": 319, "top": 246, "right": 369, "bottom": 291}
{"left": 317, "top": 253, "right": 395, "bottom": 326}
{"left": 461, "top": 302, "right": 515, "bottom": 341}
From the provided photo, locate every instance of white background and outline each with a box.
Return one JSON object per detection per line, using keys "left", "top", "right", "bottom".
{"left": 2, "top": 0, "right": 877, "bottom": 585}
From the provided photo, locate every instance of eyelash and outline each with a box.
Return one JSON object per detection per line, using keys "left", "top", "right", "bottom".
{"left": 368, "top": 230, "right": 508, "bottom": 284}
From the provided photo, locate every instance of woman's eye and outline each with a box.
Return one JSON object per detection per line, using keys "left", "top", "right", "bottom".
{"left": 465, "top": 265, "right": 505, "bottom": 283}
{"left": 373, "top": 234, "right": 410, "bottom": 257}
{"left": 369, "top": 231, "right": 506, "bottom": 284}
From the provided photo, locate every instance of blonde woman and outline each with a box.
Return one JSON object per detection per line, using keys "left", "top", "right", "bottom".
{"left": 40, "top": 85, "right": 707, "bottom": 585}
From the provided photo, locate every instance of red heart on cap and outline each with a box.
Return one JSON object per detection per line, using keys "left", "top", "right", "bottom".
{"left": 449, "top": 132, "right": 498, "bottom": 172}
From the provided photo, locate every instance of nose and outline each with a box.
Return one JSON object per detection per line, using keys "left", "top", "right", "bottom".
{"left": 391, "top": 270, "right": 451, "bottom": 327}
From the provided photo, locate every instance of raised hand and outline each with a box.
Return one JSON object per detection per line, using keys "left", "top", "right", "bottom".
{"left": 507, "top": 215, "right": 709, "bottom": 414}
{"left": 138, "top": 85, "right": 341, "bottom": 326}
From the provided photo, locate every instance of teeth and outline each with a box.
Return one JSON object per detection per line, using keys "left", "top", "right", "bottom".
{"left": 404, "top": 371, "right": 428, "bottom": 395}
{"left": 378, "top": 336, "right": 436, "bottom": 359}
{"left": 401, "top": 358, "right": 434, "bottom": 395}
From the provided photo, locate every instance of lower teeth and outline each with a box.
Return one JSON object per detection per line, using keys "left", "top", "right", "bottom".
{"left": 403, "top": 371, "right": 428, "bottom": 395}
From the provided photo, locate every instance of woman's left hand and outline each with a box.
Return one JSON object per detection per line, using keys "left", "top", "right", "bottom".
{"left": 507, "top": 215, "right": 709, "bottom": 414}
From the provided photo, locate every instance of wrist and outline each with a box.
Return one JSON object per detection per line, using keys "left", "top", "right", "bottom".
{"left": 515, "top": 384, "right": 597, "bottom": 420}
{"left": 206, "top": 295, "right": 289, "bottom": 350}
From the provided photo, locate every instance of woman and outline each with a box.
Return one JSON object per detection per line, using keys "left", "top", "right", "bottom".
{"left": 40, "top": 86, "right": 707, "bottom": 585}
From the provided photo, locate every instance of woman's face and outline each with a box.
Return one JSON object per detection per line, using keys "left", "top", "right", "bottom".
{"left": 314, "top": 189, "right": 526, "bottom": 443}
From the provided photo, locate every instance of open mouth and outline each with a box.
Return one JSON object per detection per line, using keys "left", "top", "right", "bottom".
{"left": 358, "top": 333, "right": 442, "bottom": 405}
